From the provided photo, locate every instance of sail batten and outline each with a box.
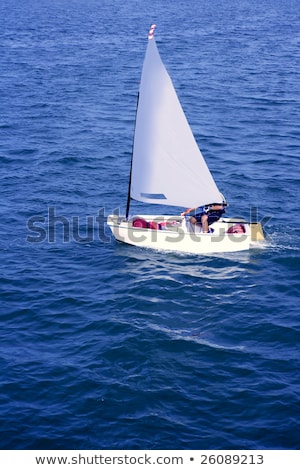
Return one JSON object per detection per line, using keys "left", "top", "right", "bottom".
{"left": 130, "top": 33, "right": 224, "bottom": 209}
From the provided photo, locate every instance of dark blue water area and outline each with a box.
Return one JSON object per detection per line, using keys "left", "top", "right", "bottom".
{"left": 0, "top": 0, "right": 299, "bottom": 450}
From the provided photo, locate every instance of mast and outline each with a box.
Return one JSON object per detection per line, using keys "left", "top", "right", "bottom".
{"left": 125, "top": 25, "right": 156, "bottom": 219}
{"left": 125, "top": 91, "right": 140, "bottom": 220}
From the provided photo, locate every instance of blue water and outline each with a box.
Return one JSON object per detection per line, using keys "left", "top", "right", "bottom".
{"left": 1, "top": 0, "right": 299, "bottom": 450}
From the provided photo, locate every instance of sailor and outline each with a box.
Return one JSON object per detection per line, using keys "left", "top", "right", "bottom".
{"left": 181, "top": 203, "right": 226, "bottom": 233}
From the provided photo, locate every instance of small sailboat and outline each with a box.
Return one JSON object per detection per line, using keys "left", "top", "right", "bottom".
{"left": 107, "top": 25, "right": 264, "bottom": 254}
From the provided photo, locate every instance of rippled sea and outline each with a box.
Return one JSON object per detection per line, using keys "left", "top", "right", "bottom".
{"left": 1, "top": 0, "right": 299, "bottom": 450}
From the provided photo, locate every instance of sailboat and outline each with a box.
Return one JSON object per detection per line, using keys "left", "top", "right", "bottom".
{"left": 107, "top": 25, "right": 264, "bottom": 254}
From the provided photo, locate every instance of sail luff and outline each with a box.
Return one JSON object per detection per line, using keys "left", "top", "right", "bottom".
{"left": 130, "top": 27, "right": 224, "bottom": 209}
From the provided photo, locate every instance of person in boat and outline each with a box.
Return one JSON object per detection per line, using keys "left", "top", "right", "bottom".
{"left": 181, "top": 203, "right": 226, "bottom": 233}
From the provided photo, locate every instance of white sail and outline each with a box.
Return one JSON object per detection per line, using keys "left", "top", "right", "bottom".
{"left": 130, "top": 29, "right": 224, "bottom": 209}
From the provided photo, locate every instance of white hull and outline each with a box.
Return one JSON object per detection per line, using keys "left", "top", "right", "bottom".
{"left": 107, "top": 215, "right": 264, "bottom": 254}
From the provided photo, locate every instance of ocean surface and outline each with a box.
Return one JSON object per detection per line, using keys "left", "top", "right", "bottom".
{"left": 0, "top": 0, "right": 299, "bottom": 450}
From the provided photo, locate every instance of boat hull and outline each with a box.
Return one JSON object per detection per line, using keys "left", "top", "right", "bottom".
{"left": 107, "top": 215, "right": 263, "bottom": 254}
